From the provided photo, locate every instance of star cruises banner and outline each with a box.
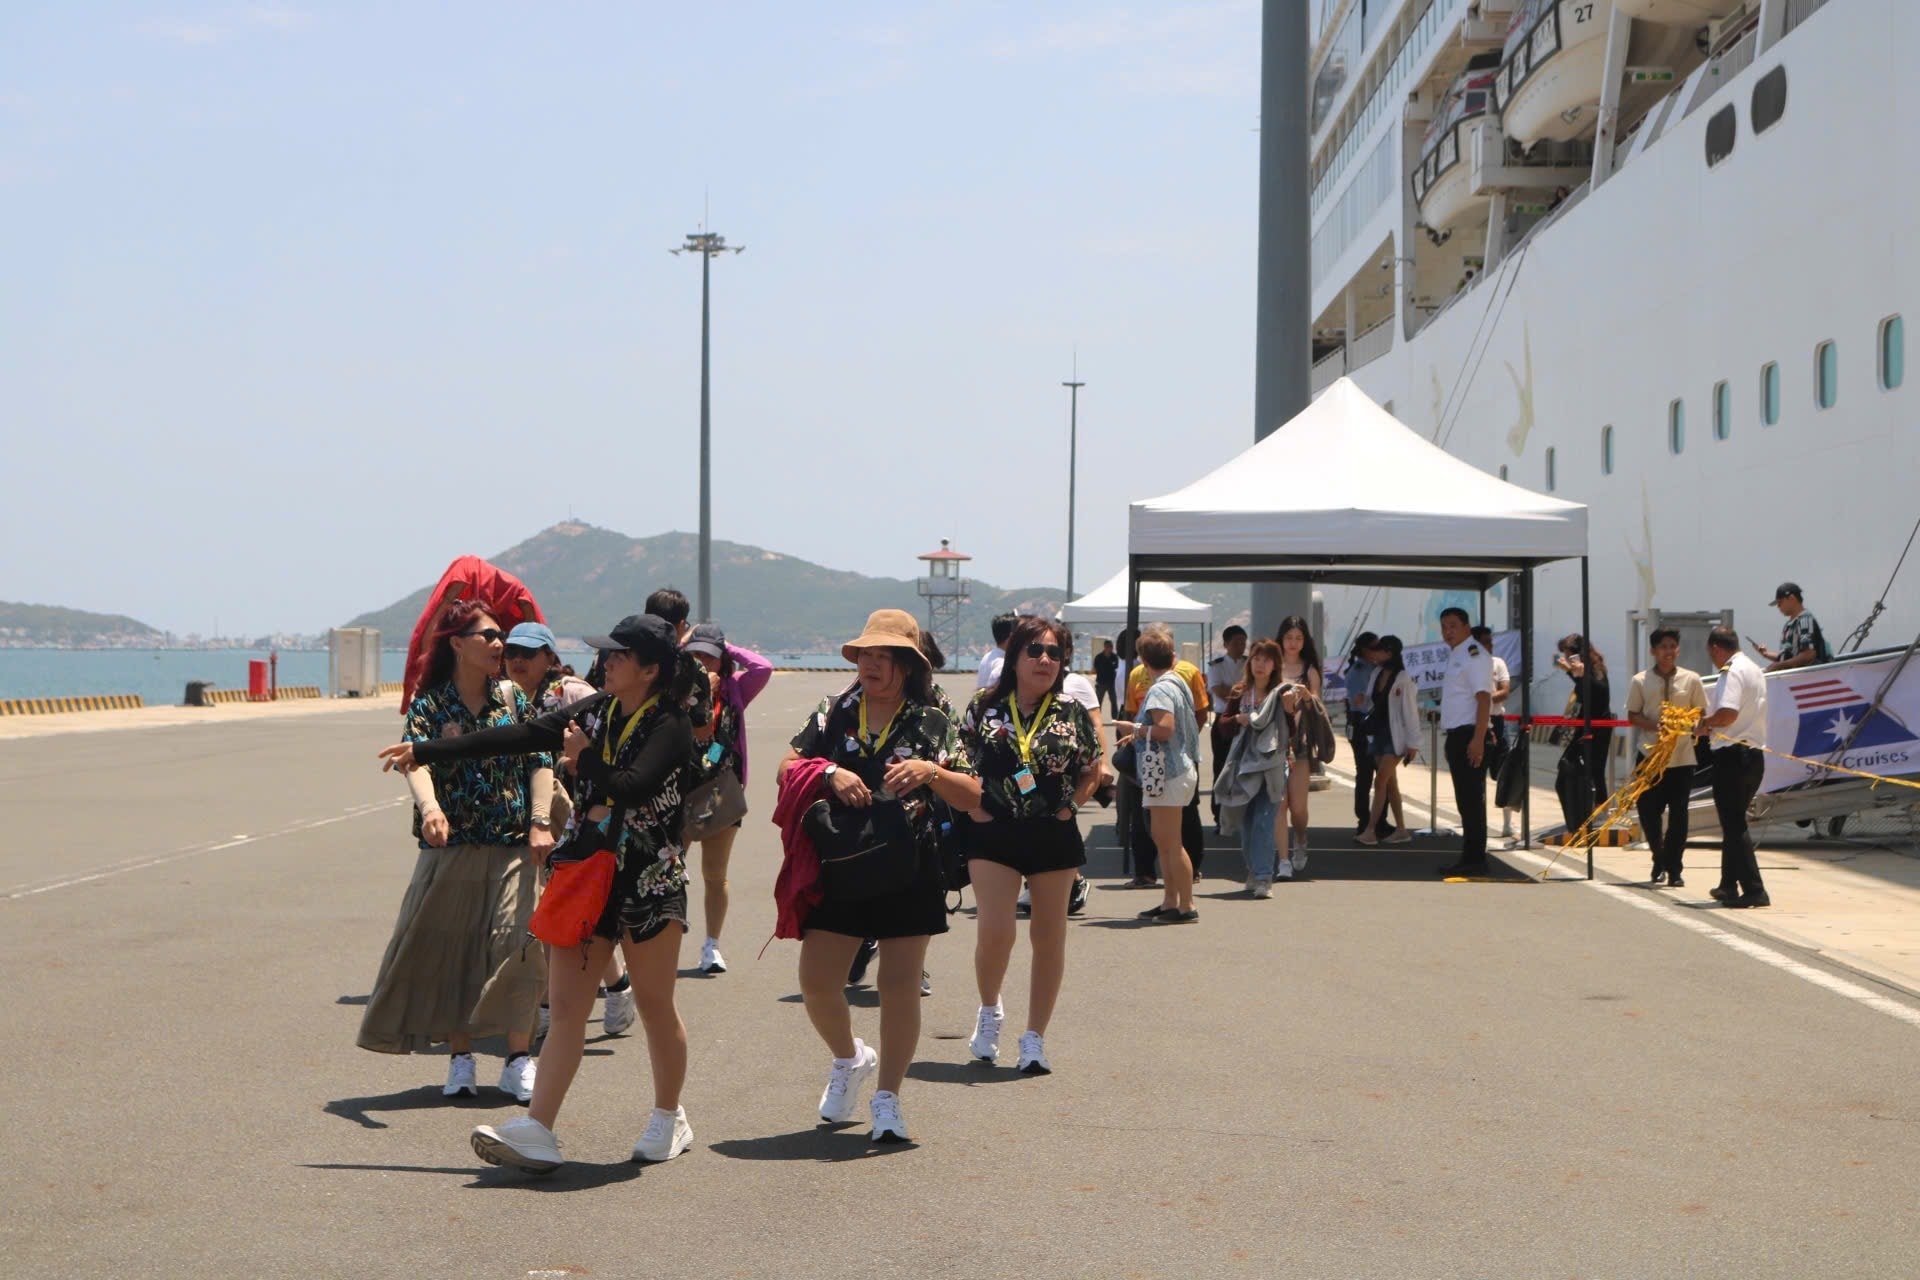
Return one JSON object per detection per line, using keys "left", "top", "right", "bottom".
{"left": 1711, "top": 652, "right": 1920, "bottom": 794}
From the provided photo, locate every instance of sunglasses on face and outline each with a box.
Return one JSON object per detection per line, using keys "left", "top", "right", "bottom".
{"left": 461, "top": 628, "right": 505, "bottom": 643}
{"left": 1024, "top": 642, "right": 1065, "bottom": 661}
{"left": 504, "top": 645, "right": 545, "bottom": 660}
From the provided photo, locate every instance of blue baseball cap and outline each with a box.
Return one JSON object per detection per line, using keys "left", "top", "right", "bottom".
{"left": 506, "top": 622, "right": 559, "bottom": 653}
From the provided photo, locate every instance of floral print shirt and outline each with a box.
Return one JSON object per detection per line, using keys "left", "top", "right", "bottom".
{"left": 960, "top": 687, "right": 1099, "bottom": 820}
{"left": 403, "top": 680, "right": 549, "bottom": 848}
{"left": 567, "top": 693, "right": 695, "bottom": 903}
{"left": 791, "top": 686, "right": 973, "bottom": 835}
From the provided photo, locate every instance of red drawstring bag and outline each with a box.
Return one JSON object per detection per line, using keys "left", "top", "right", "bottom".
{"left": 529, "top": 848, "right": 617, "bottom": 949}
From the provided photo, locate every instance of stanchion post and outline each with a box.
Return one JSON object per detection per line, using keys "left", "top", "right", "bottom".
{"left": 1421, "top": 708, "right": 1446, "bottom": 836}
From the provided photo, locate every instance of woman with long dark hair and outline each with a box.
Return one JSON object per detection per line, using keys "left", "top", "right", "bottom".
{"left": 1274, "top": 616, "right": 1323, "bottom": 855}
{"left": 1555, "top": 632, "right": 1615, "bottom": 813}
{"left": 776, "top": 609, "right": 981, "bottom": 1144}
{"left": 680, "top": 623, "right": 774, "bottom": 977}
{"left": 359, "top": 599, "right": 553, "bottom": 1105}
{"left": 1357, "top": 635, "right": 1419, "bottom": 846}
{"left": 958, "top": 616, "right": 1100, "bottom": 1075}
{"left": 379, "top": 613, "right": 707, "bottom": 1175}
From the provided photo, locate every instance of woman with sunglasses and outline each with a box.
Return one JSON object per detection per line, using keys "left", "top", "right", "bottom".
{"left": 958, "top": 617, "right": 1099, "bottom": 1075}
{"left": 504, "top": 622, "right": 638, "bottom": 1039}
{"left": 358, "top": 600, "right": 553, "bottom": 1106}
{"left": 776, "top": 609, "right": 981, "bottom": 1144}
{"left": 378, "top": 613, "right": 708, "bottom": 1175}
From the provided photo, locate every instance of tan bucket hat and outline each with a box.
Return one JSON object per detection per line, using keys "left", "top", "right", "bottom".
{"left": 841, "top": 608, "right": 929, "bottom": 666}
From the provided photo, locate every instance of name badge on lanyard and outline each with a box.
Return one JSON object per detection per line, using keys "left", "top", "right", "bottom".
{"left": 1007, "top": 693, "right": 1053, "bottom": 797}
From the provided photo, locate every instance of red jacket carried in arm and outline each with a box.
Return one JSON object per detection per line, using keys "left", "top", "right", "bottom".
{"left": 771, "top": 757, "right": 834, "bottom": 940}
{"left": 398, "top": 556, "right": 544, "bottom": 711}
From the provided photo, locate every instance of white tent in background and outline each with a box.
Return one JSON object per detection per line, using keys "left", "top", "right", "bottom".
{"left": 1059, "top": 569, "right": 1214, "bottom": 626}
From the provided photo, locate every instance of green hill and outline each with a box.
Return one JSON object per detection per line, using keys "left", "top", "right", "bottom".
{"left": 0, "top": 601, "right": 166, "bottom": 647}
{"left": 346, "top": 522, "right": 1249, "bottom": 656}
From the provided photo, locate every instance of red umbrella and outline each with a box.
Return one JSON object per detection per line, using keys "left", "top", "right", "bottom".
{"left": 399, "top": 556, "right": 544, "bottom": 711}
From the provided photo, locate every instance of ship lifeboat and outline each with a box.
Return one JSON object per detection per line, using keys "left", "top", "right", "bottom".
{"left": 1494, "top": 0, "right": 1614, "bottom": 146}
{"left": 1616, "top": 0, "right": 1740, "bottom": 24}
{"left": 1412, "top": 53, "right": 1502, "bottom": 236}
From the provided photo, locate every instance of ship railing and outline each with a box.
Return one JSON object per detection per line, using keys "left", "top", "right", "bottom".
{"left": 1782, "top": 0, "right": 1831, "bottom": 38}
{"left": 1310, "top": 346, "right": 1348, "bottom": 394}
{"left": 1682, "top": 20, "right": 1760, "bottom": 119}
{"left": 1491, "top": 3, "right": 1561, "bottom": 116}
{"left": 1310, "top": 317, "right": 1396, "bottom": 393}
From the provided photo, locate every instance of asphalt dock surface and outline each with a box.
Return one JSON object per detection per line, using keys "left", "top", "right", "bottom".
{"left": 6, "top": 673, "right": 1920, "bottom": 1279}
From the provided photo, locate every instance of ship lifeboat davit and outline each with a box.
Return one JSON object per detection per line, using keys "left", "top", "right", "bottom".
{"left": 1495, "top": 0, "right": 1614, "bottom": 146}
{"left": 1413, "top": 53, "right": 1501, "bottom": 236}
{"left": 1616, "top": 0, "right": 1739, "bottom": 24}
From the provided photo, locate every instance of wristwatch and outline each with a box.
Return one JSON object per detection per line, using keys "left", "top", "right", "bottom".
{"left": 823, "top": 764, "right": 839, "bottom": 780}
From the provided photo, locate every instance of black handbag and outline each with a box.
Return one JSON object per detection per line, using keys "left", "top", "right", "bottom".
{"left": 805, "top": 797, "right": 924, "bottom": 902}
{"left": 1111, "top": 738, "right": 1139, "bottom": 783}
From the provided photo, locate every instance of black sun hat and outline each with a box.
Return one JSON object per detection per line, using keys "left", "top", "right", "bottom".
{"left": 582, "top": 614, "right": 680, "bottom": 665}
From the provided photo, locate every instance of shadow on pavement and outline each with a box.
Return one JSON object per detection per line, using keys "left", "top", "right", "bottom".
{"left": 906, "top": 1059, "right": 1025, "bottom": 1086}
{"left": 335, "top": 994, "right": 369, "bottom": 1006}
{"left": 324, "top": 1088, "right": 521, "bottom": 1130}
{"left": 303, "top": 1157, "right": 650, "bottom": 1190}
{"left": 775, "top": 988, "right": 881, "bottom": 1007}
{"left": 709, "top": 1127, "right": 915, "bottom": 1162}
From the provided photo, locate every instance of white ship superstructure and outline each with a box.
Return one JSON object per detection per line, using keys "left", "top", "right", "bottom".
{"left": 1303, "top": 0, "right": 1916, "bottom": 680}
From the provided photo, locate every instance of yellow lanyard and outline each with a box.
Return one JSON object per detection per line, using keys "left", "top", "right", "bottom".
{"left": 856, "top": 695, "right": 902, "bottom": 758}
{"left": 602, "top": 695, "right": 659, "bottom": 766}
{"left": 1007, "top": 693, "right": 1054, "bottom": 765}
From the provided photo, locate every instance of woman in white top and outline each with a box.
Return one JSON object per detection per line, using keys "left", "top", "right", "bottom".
{"left": 1358, "top": 635, "right": 1419, "bottom": 845}
{"left": 1274, "top": 616, "right": 1323, "bottom": 855}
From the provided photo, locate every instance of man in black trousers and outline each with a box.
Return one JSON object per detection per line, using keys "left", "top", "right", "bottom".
{"left": 1436, "top": 607, "right": 1494, "bottom": 876}
{"left": 1700, "top": 627, "right": 1771, "bottom": 908}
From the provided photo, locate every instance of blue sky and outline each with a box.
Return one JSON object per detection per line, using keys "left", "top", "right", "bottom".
{"left": 2, "top": 2, "right": 1269, "bottom": 635}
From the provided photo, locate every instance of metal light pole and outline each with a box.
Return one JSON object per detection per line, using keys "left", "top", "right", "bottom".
{"left": 1062, "top": 372, "right": 1084, "bottom": 600}
{"left": 671, "top": 230, "right": 744, "bottom": 622}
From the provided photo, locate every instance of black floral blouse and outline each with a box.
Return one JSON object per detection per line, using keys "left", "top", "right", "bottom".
{"left": 403, "top": 680, "right": 549, "bottom": 848}
{"left": 791, "top": 686, "right": 973, "bottom": 831}
{"left": 959, "top": 687, "right": 1099, "bottom": 821}
{"left": 567, "top": 694, "right": 694, "bottom": 905}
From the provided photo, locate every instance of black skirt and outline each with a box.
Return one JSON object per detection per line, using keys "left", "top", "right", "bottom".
{"left": 965, "top": 814, "right": 1086, "bottom": 877}
{"left": 801, "top": 852, "right": 949, "bottom": 940}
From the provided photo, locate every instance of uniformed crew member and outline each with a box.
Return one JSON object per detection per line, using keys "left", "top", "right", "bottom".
{"left": 1700, "top": 627, "right": 1770, "bottom": 908}
{"left": 1754, "top": 582, "right": 1828, "bottom": 672}
{"left": 1625, "top": 628, "right": 1709, "bottom": 888}
{"left": 1437, "top": 607, "right": 1493, "bottom": 876}
{"left": 1206, "top": 625, "right": 1249, "bottom": 826}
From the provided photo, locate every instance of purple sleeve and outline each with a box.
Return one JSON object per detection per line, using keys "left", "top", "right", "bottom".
{"left": 728, "top": 644, "right": 775, "bottom": 708}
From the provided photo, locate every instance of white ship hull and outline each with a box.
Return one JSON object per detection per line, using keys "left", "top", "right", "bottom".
{"left": 1309, "top": 0, "right": 1916, "bottom": 686}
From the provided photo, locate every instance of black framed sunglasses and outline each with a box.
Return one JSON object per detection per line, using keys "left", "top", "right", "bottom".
{"left": 1024, "top": 642, "right": 1065, "bottom": 661}
{"left": 461, "top": 627, "right": 506, "bottom": 643}
{"left": 503, "top": 645, "right": 545, "bottom": 660}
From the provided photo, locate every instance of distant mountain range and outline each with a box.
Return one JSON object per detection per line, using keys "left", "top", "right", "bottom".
{"left": 0, "top": 600, "right": 168, "bottom": 648}
{"left": 347, "top": 522, "right": 1250, "bottom": 655}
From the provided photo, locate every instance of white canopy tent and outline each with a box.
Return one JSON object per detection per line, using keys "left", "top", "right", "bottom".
{"left": 1061, "top": 569, "right": 1213, "bottom": 625}
{"left": 1125, "top": 377, "right": 1594, "bottom": 872}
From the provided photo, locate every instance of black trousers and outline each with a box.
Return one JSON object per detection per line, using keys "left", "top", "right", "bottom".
{"left": 1712, "top": 744, "right": 1767, "bottom": 895}
{"left": 1209, "top": 719, "right": 1240, "bottom": 822}
{"left": 1445, "top": 725, "right": 1489, "bottom": 864}
{"left": 1096, "top": 679, "right": 1118, "bottom": 719}
{"left": 1350, "top": 735, "right": 1376, "bottom": 827}
{"left": 1637, "top": 762, "right": 1695, "bottom": 877}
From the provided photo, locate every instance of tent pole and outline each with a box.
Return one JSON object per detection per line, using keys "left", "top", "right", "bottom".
{"left": 1125, "top": 563, "right": 1143, "bottom": 878}
{"left": 1581, "top": 555, "right": 1594, "bottom": 881}
{"left": 1521, "top": 568, "right": 1533, "bottom": 853}
{"left": 1478, "top": 588, "right": 1486, "bottom": 629}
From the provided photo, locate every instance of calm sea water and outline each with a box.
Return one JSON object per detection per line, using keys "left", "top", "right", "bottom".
{"left": 0, "top": 649, "right": 859, "bottom": 705}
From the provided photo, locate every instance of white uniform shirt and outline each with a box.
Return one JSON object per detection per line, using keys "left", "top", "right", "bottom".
{"left": 1439, "top": 636, "right": 1494, "bottom": 731}
{"left": 1207, "top": 651, "right": 1247, "bottom": 706}
{"left": 975, "top": 647, "right": 1005, "bottom": 690}
{"left": 1059, "top": 672, "right": 1099, "bottom": 710}
{"left": 1708, "top": 650, "right": 1769, "bottom": 748}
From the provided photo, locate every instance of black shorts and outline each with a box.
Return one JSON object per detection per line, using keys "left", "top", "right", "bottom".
{"left": 966, "top": 814, "right": 1087, "bottom": 877}
{"left": 595, "top": 885, "right": 690, "bottom": 945}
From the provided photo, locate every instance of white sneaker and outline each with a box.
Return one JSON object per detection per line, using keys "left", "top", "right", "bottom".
{"left": 1016, "top": 885, "right": 1032, "bottom": 914}
{"left": 443, "top": 1053, "right": 478, "bottom": 1098}
{"left": 1290, "top": 842, "right": 1309, "bottom": 872}
{"left": 818, "top": 1039, "right": 878, "bottom": 1123}
{"left": 1017, "top": 1030, "right": 1052, "bottom": 1075}
{"left": 969, "top": 1002, "right": 1004, "bottom": 1063}
{"left": 920, "top": 969, "right": 933, "bottom": 998}
{"left": 602, "top": 985, "right": 636, "bottom": 1036}
{"left": 471, "top": 1115, "right": 563, "bottom": 1174}
{"left": 1252, "top": 879, "right": 1273, "bottom": 900}
{"left": 631, "top": 1106, "right": 694, "bottom": 1163}
{"left": 700, "top": 938, "right": 728, "bottom": 974}
{"left": 498, "top": 1054, "right": 536, "bottom": 1103}
{"left": 535, "top": 1004, "right": 551, "bottom": 1040}
{"left": 869, "top": 1090, "right": 909, "bottom": 1143}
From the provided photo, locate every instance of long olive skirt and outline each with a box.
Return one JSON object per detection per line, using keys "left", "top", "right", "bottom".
{"left": 357, "top": 842, "right": 546, "bottom": 1055}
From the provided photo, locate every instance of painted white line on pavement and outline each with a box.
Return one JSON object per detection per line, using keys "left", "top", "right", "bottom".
{"left": 1321, "top": 767, "right": 1920, "bottom": 1032}
{"left": 2, "top": 797, "right": 407, "bottom": 901}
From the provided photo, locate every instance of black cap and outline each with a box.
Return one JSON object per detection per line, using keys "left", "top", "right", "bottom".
{"left": 582, "top": 614, "right": 679, "bottom": 664}
{"left": 1772, "top": 582, "right": 1803, "bottom": 603}
{"left": 682, "top": 622, "right": 726, "bottom": 660}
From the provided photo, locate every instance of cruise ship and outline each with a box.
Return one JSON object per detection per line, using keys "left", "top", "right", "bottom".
{"left": 1303, "top": 0, "right": 1916, "bottom": 676}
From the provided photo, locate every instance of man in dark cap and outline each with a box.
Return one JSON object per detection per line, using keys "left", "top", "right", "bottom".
{"left": 1754, "top": 582, "right": 1829, "bottom": 672}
